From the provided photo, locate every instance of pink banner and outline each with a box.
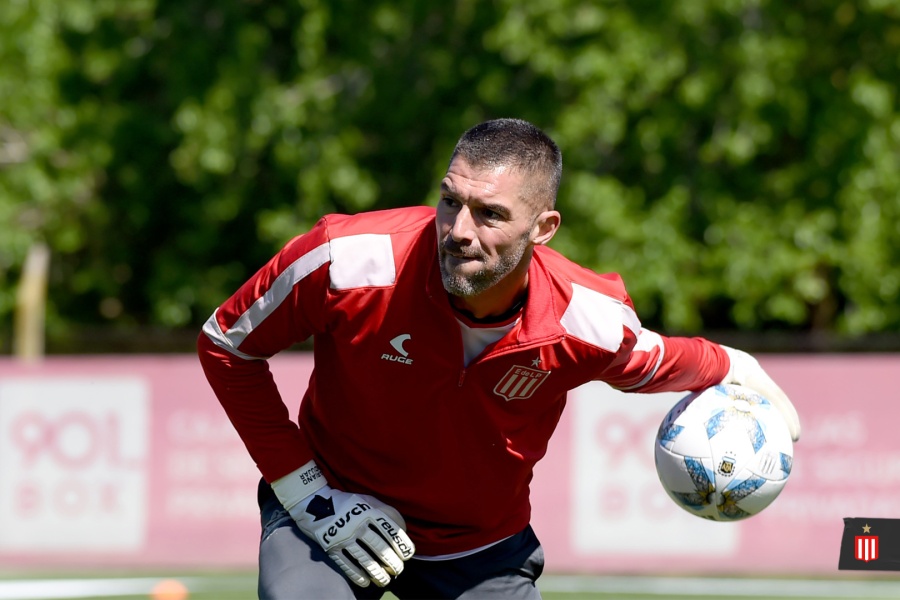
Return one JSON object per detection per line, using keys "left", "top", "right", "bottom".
{"left": 0, "top": 353, "right": 896, "bottom": 574}
{"left": 0, "top": 355, "right": 311, "bottom": 568}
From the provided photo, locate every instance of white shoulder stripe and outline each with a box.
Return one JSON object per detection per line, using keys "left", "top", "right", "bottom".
{"left": 616, "top": 329, "right": 666, "bottom": 390}
{"left": 202, "top": 242, "right": 331, "bottom": 358}
{"left": 202, "top": 309, "right": 262, "bottom": 360}
{"left": 560, "top": 283, "right": 641, "bottom": 352}
{"left": 329, "top": 234, "right": 395, "bottom": 290}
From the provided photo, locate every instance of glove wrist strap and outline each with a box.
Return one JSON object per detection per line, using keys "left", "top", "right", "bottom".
{"left": 271, "top": 460, "right": 328, "bottom": 512}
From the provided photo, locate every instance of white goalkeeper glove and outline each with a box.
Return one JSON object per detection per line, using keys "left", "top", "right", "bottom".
{"left": 271, "top": 461, "right": 415, "bottom": 588}
{"left": 720, "top": 345, "right": 801, "bottom": 441}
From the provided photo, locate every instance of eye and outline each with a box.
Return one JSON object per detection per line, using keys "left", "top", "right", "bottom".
{"left": 480, "top": 206, "right": 511, "bottom": 222}
{"left": 440, "top": 195, "right": 460, "bottom": 208}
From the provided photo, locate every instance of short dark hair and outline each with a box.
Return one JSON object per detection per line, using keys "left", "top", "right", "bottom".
{"left": 450, "top": 118, "right": 562, "bottom": 210}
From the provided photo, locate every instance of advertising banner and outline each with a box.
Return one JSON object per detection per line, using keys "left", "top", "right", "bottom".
{"left": 0, "top": 353, "right": 897, "bottom": 574}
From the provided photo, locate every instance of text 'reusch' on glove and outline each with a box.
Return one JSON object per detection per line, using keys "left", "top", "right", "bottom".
{"left": 272, "top": 461, "right": 416, "bottom": 587}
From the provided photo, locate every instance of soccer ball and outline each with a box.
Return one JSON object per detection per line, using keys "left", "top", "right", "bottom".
{"left": 654, "top": 383, "right": 793, "bottom": 521}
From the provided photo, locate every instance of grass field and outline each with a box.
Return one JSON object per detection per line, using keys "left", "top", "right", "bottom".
{"left": 4, "top": 572, "right": 900, "bottom": 600}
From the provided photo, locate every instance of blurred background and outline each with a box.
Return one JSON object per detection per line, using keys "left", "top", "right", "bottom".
{"left": 2, "top": 0, "right": 900, "bottom": 354}
{"left": 2, "top": 1, "right": 900, "bottom": 598}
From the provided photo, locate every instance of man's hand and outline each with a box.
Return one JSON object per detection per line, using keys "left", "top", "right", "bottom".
{"left": 720, "top": 345, "right": 801, "bottom": 441}
{"left": 272, "top": 462, "right": 415, "bottom": 588}
{"left": 293, "top": 487, "right": 415, "bottom": 587}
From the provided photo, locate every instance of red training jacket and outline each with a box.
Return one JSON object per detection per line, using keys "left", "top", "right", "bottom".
{"left": 197, "top": 206, "right": 728, "bottom": 555}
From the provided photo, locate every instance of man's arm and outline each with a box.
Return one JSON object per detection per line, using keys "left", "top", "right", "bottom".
{"left": 197, "top": 218, "right": 416, "bottom": 586}
{"left": 196, "top": 226, "right": 333, "bottom": 481}
{"left": 197, "top": 332, "right": 312, "bottom": 482}
{"left": 602, "top": 330, "right": 729, "bottom": 394}
{"left": 602, "top": 329, "right": 801, "bottom": 441}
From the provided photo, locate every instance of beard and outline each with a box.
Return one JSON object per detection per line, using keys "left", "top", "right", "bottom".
{"left": 438, "top": 231, "right": 532, "bottom": 298}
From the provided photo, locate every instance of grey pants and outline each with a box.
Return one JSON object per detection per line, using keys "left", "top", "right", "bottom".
{"left": 256, "top": 479, "right": 544, "bottom": 600}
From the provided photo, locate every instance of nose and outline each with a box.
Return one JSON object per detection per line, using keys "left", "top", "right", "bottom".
{"left": 449, "top": 205, "right": 475, "bottom": 243}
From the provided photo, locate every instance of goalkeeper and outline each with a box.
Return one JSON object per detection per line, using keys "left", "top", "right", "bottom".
{"left": 198, "top": 118, "right": 800, "bottom": 599}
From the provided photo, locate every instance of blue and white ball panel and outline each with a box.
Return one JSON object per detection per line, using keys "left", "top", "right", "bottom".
{"left": 724, "top": 477, "right": 788, "bottom": 517}
{"left": 654, "top": 445, "right": 716, "bottom": 515}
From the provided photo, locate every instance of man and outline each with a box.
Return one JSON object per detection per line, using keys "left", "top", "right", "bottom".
{"left": 198, "top": 118, "right": 801, "bottom": 599}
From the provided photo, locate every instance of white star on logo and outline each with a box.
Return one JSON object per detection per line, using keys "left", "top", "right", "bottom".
{"left": 531, "top": 357, "right": 541, "bottom": 367}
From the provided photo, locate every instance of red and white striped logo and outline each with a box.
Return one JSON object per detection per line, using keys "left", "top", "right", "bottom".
{"left": 855, "top": 535, "right": 879, "bottom": 562}
{"left": 493, "top": 366, "right": 550, "bottom": 401}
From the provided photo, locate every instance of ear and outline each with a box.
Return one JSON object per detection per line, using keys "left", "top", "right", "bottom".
{"left": 531, "top": 210, "right": 561, "bottom": 246}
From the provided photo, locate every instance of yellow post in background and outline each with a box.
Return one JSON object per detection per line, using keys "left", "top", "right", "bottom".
{"left": 14, "top": 242, "right": 50, "bottom": 361}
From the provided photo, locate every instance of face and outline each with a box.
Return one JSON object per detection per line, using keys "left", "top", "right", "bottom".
{"left": 436, "top": 157, "right": 549, "bottom": 298}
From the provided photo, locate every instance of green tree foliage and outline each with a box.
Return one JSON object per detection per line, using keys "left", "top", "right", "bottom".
{"left": 505, "top": 0, "right": 900, "bottom": 334}
{"left": 1, "top": 0, "right": 899, "bottom": 348}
